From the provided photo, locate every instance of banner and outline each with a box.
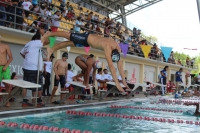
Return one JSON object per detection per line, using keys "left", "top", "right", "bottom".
{"left": 49, "top": 37, "right": 56, "bottom": 48}
{"left": 119, "top": 43, "right": 129, "bottom": 57}
{"left": 84, "top": 47, "right": 90, "bottom": 54}
{"left": 140, "top": 45, "right": 151, "bottom": 58}
{"left": 160, "top": 46, "right": 173, "bottom": 62}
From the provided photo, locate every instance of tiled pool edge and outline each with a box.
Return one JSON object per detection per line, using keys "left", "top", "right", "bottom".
{"left": 0, "top": 95, "right": 166, "bottom": 118}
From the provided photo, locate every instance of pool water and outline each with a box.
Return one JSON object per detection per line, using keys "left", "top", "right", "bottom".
{"left": 1, "top": 99, "right": 200, "bottom": 133}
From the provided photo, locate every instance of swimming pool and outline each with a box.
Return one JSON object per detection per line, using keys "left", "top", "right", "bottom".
{"left": 1, "top": 97, "right": 200, "bottom": 133}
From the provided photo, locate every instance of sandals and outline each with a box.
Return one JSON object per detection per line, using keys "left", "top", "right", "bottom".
{"left": 52, "top": 101, "right": 60, "bottom": 104}
{"left": 22, "top": 102, "right": 34, "bottom": 107}
{"left": 37, "top": 102, "right": 45, "bottom": 107}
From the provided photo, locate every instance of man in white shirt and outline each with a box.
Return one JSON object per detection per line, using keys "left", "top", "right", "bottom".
{"left": 22, "top": 0, "right": 33, "bottom": 17}
{"left": 20, "top": 33, "right": 47, "bottom": 107}
{"left": 51, "top": 11, "right": 61, "bottom": 32}
{"left": 43, "top": 54, "right": 55, "bottom": 96}
{"left": 96, "top": 68, "right": 108, "bottom": 90}
{"left": 65, "top": 63, "right": 75, "bottom": 89}
{"left": 102, "top": 69, "right": 113, "bottom": 81}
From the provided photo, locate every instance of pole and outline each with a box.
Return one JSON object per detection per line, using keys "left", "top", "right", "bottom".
{"left": 197, "top": 0, "right": 200, "bottom": 23}
{"left": 35, "top": 48, "right": 41, "bottom": 107}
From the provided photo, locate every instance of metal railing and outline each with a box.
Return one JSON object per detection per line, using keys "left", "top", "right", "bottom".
{"left": 0, "top": 1, "right": 198, "bottom": 69}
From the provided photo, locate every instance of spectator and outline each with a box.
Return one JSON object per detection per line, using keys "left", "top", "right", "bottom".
{"left": 96, "top": 68, "right": 107, "bottom": 90}
{"left": 177, "top": 59, "right": 183, "bottom": 66}
{"left": 191, "top": 58, "right": 195, "bottom": 68}
{"left": 51, "top": 10, "right": 61, "bottom": 32}
{"left": 84, "top": 10, "right": 89, "bottom": 17}
{"left": 0, "top": 0, "right": 7, "bottom": 26}
{"left": 87, "top": 11, "right": 93, "bottom": 21}
{"left": 89, "top": 23, "right": 95, "bottom": 34}
{"left": 169, "top": 51, "right": 175, "bottom": 64}
{"left": 116, "top": 22, "right": 121, "bottom": 30}
{"left": 65, "top": 63, "right": 75, "bottom": 96}
{"left": 33, "top": 4, "right": 40, "bottom": 13}
{"left": 6, "top": 0, "right": 18, "bottom": 26}
{"left": 101, "top": 17, "right": 106, "bottom": 26}
{"left": 186, "top": 57, "right": 190, "bottom": 67}
{"left": 22, "top": 0, "right": 33, "bottom": 17}
{"left": 102, "top": 69, "right": 113, "bottom": 82}
{"left": 133, "top": 27, "right": 137, "bottom": 37}
{"left": 27, "top": 17, "right": 44, "bottom": 33}
{"left": 66, "top": 10, "right": 72, "bottom": 21}
{"left": 104, "top": 26, "right": 111, "bottom": 37}
{"left": 96, "top": 24, "right": 101, "bottom": 34}
{"left": 32, "top": 0, "right": 37, "bottom": 7}
{"left": 150, "top": 43, "right": 158, "bottom": 60}
{"left": 73, "top": 16, "right": 82, "bottom": 33}
{"left": 43, "top": 54, "right": 54, "bottom": 96}
{"left": 84, "top": 21, "right": 90, "bottom": 32}
{"left": 16, "top": 0, "right": 23, "bottom": 30}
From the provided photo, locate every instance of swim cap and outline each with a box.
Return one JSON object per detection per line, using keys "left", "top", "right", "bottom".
{"left": 111, "top": 49, "right": 120, "bottom": 62}
{"left": 62, "top": 52, "right": 68, "bottom": 58}
{"left": 95, "top": 60, "right": 102, "bottom": 69}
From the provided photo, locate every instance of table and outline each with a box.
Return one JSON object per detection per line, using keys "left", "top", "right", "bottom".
{"left": 2, "top": 80, "right": 41, "bottom": 107}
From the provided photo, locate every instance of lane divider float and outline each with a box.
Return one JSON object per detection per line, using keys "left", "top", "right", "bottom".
{"left": 110, "top": 105, "right": 183, "bottom": 113}
{"left": 66, "top": 110, "right": 200, "bottom": 126}
{"left": 0, "top": 121, "right": 99, "bottom": 133}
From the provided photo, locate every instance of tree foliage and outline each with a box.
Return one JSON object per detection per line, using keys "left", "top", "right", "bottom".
{"left": 141, "top": 33, "right": 158, "bottom": 43}
{"left": 173, "top": 51, "right": 200, "bottom": 66}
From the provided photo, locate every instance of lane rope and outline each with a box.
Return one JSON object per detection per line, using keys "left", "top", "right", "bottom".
{"left": 109, "top": 105, "right": 183, "bottom": 113}
{"left": 66, "top": 110, "right": 200, "bottom": 126}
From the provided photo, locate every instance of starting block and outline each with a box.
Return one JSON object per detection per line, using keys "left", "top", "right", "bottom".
{"left": 126, "top": 83, "right": 150, "bottom": 99}
{"left": 144, "top": 82, "right": 166, "bottom": 96}
{"left": 99, "top": 82, "right": 125, "bottom": 101}
{"left": 60, "top": 81, "right": 92, "bottom": 104}
{"left": 2, "top": 80, "right": 41, "bottom": 107}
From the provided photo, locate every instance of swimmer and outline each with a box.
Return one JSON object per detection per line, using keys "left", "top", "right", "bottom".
{"left": 181, "top": 88, "right": 192, "bottom": 97}
{"left": 184, "top": 103, "right": 200, "bottom": 116}
{"left": 0, "top": 35, "right": 13, "bottom": 107}
{"left": 73, "top": 54, "right": 97, "bottom": 88}
{"left": 41, "top": 31, "right": 129, "bottom": 92}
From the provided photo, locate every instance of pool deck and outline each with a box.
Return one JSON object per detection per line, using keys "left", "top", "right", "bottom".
{"left": 0, "top": 92, "right": 170, "bottom": 117}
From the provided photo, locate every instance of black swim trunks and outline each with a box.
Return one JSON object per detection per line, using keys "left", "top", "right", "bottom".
{"left": 54, "top": 75, "right": 66, "bottom": 88}
{"left": 70, "top": 32, "right": 90, "bottom": 47}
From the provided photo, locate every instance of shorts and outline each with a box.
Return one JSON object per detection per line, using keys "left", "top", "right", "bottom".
{"left": 51, "top": 26, "right": 58, "bottom": 32}
{"left": 23, "top": 69, "right": 43, "bottom": 92}
{"left": 0, "top": 66, "right": 11, "bottom": 82}
{"left": 70, "top": 32, "right": 90, "bottom": 47}
{"left": 54, "top": 75, "right": 65, "bottom": 88}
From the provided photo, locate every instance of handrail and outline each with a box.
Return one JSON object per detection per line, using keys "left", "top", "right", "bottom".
{"left": 0, "top": 1, "right": 198, "bottom": 70}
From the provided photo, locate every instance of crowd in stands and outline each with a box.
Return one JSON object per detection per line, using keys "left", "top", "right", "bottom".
{"left": 0, "top": 0, "right": 196, "bottom": 68}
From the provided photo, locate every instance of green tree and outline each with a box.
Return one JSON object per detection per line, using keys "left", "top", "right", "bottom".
{"left": 141, "top": 33, "right": 158, "bottom": 43}
{"left": 173, "top": 51, "right": 191, "bottom": 65}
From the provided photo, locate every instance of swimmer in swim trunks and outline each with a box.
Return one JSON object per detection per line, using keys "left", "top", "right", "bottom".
{"left": 73, "top": 54, "right": 100, "bottom": 88}
{"left": 184, "top": 102, "right": 200, "bottom": 116}
{"left": 50, "top": 52, "right": 68, "bottom": 104}
{"left": 41, "top": 31, "right": 129, "bottom": 92}
{"left": 0, "top": 35, "right": 13, "bottom": 107}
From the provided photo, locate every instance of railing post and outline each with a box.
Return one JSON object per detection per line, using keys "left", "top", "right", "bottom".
{"left": 14, "top": 6, "right": 16, "bottom": 29}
